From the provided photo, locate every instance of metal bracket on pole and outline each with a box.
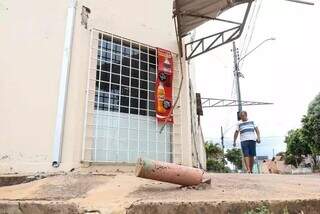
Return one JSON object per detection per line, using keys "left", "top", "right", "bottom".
{"left": 184, "top": 1, "right": 253, "bottom": 60}
{"left": 201, "top": 98, "right": 273, "bottom": 108}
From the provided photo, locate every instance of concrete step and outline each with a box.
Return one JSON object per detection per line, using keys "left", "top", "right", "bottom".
{"left": 127, "top": 199, "right": 320, "bottom": 214}
{"left": 0, "top": 201, "right": 79, "bottom": 214}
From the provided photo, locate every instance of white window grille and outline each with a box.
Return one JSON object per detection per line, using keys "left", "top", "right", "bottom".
{"left": 82, "top": 29, "right": 183, "bottom": 164}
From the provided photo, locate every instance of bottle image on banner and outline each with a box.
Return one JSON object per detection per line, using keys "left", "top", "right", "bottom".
{"left": 163, "top": 58, "right": 171, "bottom": 71}
{"left": 155, "top": 48, "right": 173, "bottom": 123}
{"left": 157, "top": 82, "right": 166, "bottom": 113}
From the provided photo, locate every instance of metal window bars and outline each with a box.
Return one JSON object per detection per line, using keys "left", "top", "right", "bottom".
{"left": 82, "top": 29, "right": 183, "bottom": 164}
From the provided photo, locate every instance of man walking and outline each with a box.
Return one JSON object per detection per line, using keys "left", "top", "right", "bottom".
{"left": 233, "top": 111, "right": 261, "bottom": 173}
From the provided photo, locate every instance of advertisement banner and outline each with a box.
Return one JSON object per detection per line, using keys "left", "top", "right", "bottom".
{"left": 155, "top": 48, "right": 174, "bottom": 123}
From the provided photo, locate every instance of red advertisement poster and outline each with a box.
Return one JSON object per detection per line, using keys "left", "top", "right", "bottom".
{"left": 155, "top": 48, "right": 174, "bottom": 123}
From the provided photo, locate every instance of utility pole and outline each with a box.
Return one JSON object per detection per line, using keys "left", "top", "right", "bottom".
{"left": 232, "top": 41, "right": 242, "bottom": 120}
{"left": 220, "top": 126, "right": 225, "bottom": 150}
{"left": 231, "top": 38, "right": 275, "bottom": 120}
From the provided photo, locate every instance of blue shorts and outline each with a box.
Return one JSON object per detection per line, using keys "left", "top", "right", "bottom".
{"left": 241, "top": 140, "right": 256, "bottom": 157}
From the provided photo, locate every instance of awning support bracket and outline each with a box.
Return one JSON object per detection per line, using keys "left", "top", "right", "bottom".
{"left": 184, "top": 1, "right": 253, "bottom": 60}
{"left": 181, "top": 13, "right": 242, "bottom": 25}
{"left": 201, "top": 98, "right": 273, "bottom": 108}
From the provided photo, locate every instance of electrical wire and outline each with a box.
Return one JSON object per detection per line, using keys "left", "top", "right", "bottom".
{"left": 190, "top": 88, "right": 204, "bottom": 169}
{"left": 159, "top": 15, "right": 184, "bottom": 134}
{"left": 188, "top": 30, "right": 204, "bottom": 169}
{"left": 239, "top": 0, "right": 258, "bottom": 57}
{"left": 240, "top": 0, "right": 264, "bottom": 69}
{"left": 240, "top": 1, "right": 259, "bottom": 56}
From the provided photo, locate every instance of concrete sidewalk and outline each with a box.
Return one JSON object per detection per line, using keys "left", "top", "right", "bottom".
{"left": 0, "top": 168, "right": 320, "bottom": 213}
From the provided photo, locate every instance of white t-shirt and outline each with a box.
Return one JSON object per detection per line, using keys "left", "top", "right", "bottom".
{"left": 237, "top": 120, "right": 257, "bottom": 142}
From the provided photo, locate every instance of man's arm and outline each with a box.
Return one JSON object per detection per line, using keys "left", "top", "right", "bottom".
{"left": 255, "top": 127, "right": 261, "bottom": 143}
{"left": 233, "top": 130, "right": 239, "bottom": 147}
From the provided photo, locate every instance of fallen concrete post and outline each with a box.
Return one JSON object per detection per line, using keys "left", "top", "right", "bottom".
{"left": 135, "top": 158, "right": 211, "bottom": 186}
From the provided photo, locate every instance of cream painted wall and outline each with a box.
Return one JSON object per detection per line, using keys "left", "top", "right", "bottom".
{"left": 178, "top": 58, "right": 193, "bottom": 166}
{"left": 0, "top": 0, "right": 197, "bottom": 173}
{"left": 66, "top": 0, "right": 194, "bottom": 167}
{"left": 0, "top": 0, "right": 68, "bottom": 173}
{"left": 79, "top": 0, "right": 178, "bottom": 53}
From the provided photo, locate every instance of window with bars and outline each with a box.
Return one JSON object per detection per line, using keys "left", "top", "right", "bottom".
{"left": 83, "top": 30, "right": 177, "bottom": 163}
{"left": 95, "top": 33, "right": 157, "bottom": 117}
{"left": 82, "top": 30, "right": 179, "bottom": 163}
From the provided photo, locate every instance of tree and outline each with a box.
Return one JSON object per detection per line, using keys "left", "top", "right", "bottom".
{"left": 284, "top": 154, "right": 298, "bottom": 168}
{"left": 284, "top": 129, "right": 310, "bottom": 167}
{"left": 285, "top": 129, "right": 310, "bottom": 156}
{"left": 284, "top": 92, "right": 320, "bottom": 170}
{"left": 307, "top": 93, "right": 320, "bottom": 115}
{"left": 205, "top": 142, "right": 230, "bottom": 173}
{"left": 301, "top": 93, "right": 320, "bottom": 169}
{"left": 205, "top": 142, "right": 224, "bottom": 160}
{"left": 225, "top": 148, "right": 243, "bottom": 170}
{"left": 206, "top": 159, "right": 230, "bottom": 173}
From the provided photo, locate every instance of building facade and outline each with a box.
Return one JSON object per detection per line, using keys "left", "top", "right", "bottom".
{"left": 0, "top": 0, "right": 206, "bottom": 173}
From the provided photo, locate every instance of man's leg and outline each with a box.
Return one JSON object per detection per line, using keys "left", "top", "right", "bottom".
{"left": 244, "top": 156, "right": 250, "bottom": 173}
{"left": 241, "top": 141, "right": 251, "bottom": 173}
{"left": 248, "top": 140, "right": 257, "bottom": 173}
{"left": 249, "top": 156, "right": 254, "bottom": 173}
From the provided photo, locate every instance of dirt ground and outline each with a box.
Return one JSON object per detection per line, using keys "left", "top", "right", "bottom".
{"left": 0, "top": 167, "right": 319, "bottom": 213}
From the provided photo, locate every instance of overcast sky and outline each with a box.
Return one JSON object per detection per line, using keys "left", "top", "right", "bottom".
{"left": 192, "top": 0, "right": 320, "bottom": 156}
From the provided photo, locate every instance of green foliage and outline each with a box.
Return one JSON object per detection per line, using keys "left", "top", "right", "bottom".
{"left": 302, "top": 93, "right": 320, "bottom": 169}
{"left": 284, "top": 129, "right": 310, "bottom": 167}
{"left": 307, "top": 93, "right": 320, "bottom": 114}
{"left": 284, "top": 92, "right": 320, "bottom": 170}
{"left": 205, "top": 142, "right": 230, "bottom": 173}
{"left": 302, "top": 110, "right": 320, "bottom": 167}
{"left": 205, "top": 142, "right": 224, "bottom": 160}
{"left": 284, "top": 153, "right": 300, "bottom": 168}
{"left": 206, "top": 159, "right": 231, "bottom": 173}
{"left": 282, "top": 207, "right": 289, "bottom": 214}
{"left": 244, "top": 205, "right": 269, "bottom": 214}
{"left": 244, "top": 205, "right": 290, "bottom": 214}
{"left": 285, "top": 129, "right": 310, "bottom": 156}
{"left": 225, "top": 148, "right": 243, "bottom": 170}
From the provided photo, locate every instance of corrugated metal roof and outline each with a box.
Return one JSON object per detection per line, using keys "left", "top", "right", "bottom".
{"left": 174, "top": 0, "right": 250, "bottom": 37}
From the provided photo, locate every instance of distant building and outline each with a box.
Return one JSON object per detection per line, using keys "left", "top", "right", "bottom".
{"left": 260, "top": 156, "right": 294, "bottom": 174}
{"left": 256, "top": 156, "right": 269, "bottom": 161}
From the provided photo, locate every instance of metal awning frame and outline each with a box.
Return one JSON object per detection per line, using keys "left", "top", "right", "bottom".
{"left": 201, "top": 97, "right": 273, "bottom": 108}
{"left": 174, "top": 0, "right": 254, "bottom": 60}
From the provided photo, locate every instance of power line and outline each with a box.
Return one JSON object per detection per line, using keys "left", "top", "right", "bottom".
{"left": 240, "top": 0, "right": 264, "bottom": 69}
{"left": 211, "top": 135, "right": 285, "bottom": 139}
{"left": 285, "top": 0, "right": 314, "bottom": 5}
{"left": 239, "top": 0, "right": 258, "bottom": 57}
{"left": 240, "top": 0, "right": 261, "bottom": 57}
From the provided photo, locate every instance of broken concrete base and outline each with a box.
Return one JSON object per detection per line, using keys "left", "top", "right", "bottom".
{"left": 0, "top": 168, "right": 319, "bottom": 214}
{"left": 0, "top": 173, "right": 50, "bottom": 187}
{"left": 0, "top": 201, "right": 79, "bottom": 214}
{"left": 0, "top": 175, "right": 32, "bottom": 187}
{"left": 127, "top": 199, "right": 320, "bottom": 214}
{"left": 1, "top": 199, "right": 320, "bottom": 214}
